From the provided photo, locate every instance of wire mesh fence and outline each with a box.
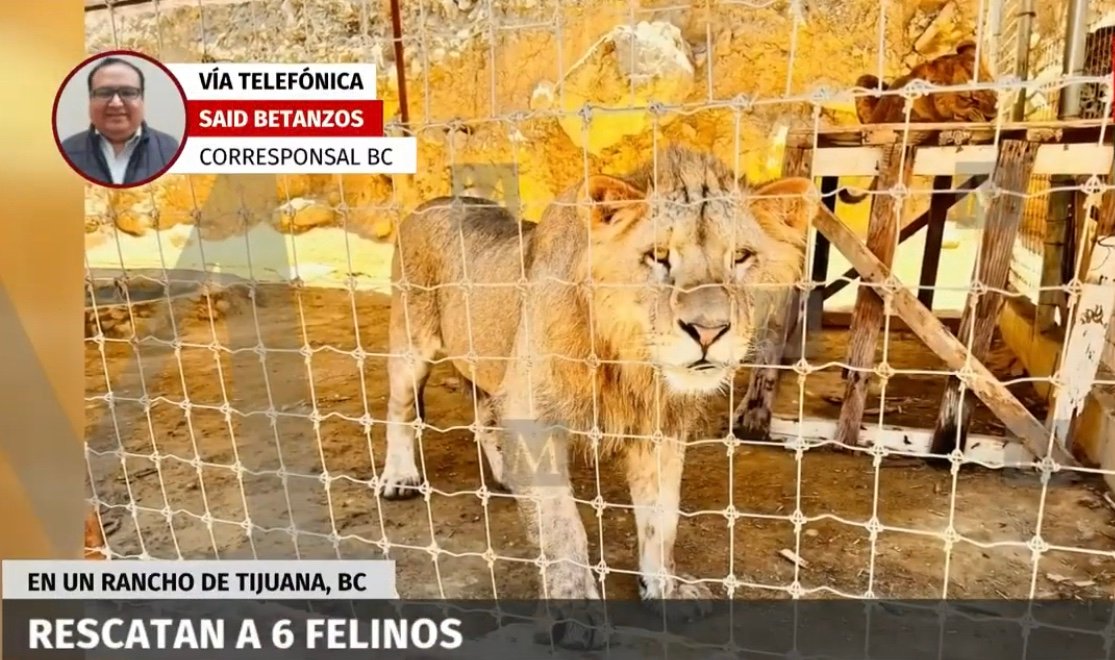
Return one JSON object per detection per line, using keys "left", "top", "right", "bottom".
{"left": 80, "top": 0, "right": 1115, "bottom": 610}
{"left": 997, "top": 3, "right": 1115, "bottom": 306}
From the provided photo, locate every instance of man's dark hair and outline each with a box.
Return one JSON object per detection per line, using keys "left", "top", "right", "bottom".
{"left": 87, "top": 56, "right": 145, "bottom": 93}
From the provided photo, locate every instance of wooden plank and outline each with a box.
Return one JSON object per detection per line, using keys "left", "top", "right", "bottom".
{"left": 733, "top": 147, "right": 812, "bottom": 441}
{"left": 84, "top": 0, "right": 156, "bottom": 10}
{"left": 1047, "top": 234, "right": 1115, "bottom": 454}
{"left": 788, "top": 118, "right": 1113, "bottom": 148}
{"left": 917, "top": 175, "right": 954, "bottom": 310}
{"left": 1063, "top": 190, "right": 1083, "bottom": 324}
{"left": 806, "top": 178, "right": 837, "bottom": 335}
{"left": 766, "top": 416, "right": 1034, "bottom": 466}
{"left": 820, "top": 310, "right": 962, "bottom": 333}
{"left": 785, "top": 177, "right": 838, "bottom": 361}
{"left": 930, "top": 140, "right": 1040, "bottom": 459}
{"left": 1101, "top": 173, "right": 1115, "bottom": 236}
{"left": 811, "top": 202, "right": 1078, "bottom": 467}
{"left": 835, "top": 145, "right": 914, "bottom": 447}
{"left": 1036, "top": 179, "right": 1074, "bottom": 332}
{"left": 809, "top": 143, "right": 1113, "bottom": 178}
{"left": 822, "top": 175, "right": 988, "bottom": 301}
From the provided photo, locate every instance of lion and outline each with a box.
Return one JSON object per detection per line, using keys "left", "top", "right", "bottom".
{"left": 379, "top": 145, "right": 818, "bottom": 647}
{"left": 841, "top": 39, "right": 999, "bottom": 204}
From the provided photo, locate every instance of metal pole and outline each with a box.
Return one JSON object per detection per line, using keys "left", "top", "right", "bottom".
{"left": 987, "top": 0, "right": 1003, "bottom": 78}
{"left": 1058, "top": 0, "right": 1090, "bottom": 119}
{"left": 389, "top": 0, "right": 411, "bottom": 135}
{"left": 1011, "top": 0, "right": 1036, "bottom": 121}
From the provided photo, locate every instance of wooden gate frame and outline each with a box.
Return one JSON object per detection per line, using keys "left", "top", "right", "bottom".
{"left": 733, "top": 119, "right": 1115, "bottom": 471}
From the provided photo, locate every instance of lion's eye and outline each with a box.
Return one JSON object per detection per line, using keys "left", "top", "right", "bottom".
{"left": 645, "top": 246, "right": 671, "bottom": 268}
{"left": 733, "top": 249, "right": 754, "bottom": 265}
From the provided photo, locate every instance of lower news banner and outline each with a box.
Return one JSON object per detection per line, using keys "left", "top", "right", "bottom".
{"left": 4, "top": 561, "right": 1115, "bottom": 659}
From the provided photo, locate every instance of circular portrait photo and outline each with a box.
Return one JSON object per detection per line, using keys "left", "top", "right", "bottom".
{"left": 53, "top": 50, "right": 188, "bottom": 189}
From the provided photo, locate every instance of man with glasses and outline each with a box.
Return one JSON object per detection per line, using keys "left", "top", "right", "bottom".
{"left": 60, "top": 57, "right": 180, "bottom": 187}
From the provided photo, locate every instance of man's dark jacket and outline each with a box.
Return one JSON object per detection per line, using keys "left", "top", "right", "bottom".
{"left": 60, "top": 122, "right": 180, "bottom": 185}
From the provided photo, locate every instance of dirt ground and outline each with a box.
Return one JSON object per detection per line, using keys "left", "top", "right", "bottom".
{"left": 84, "top": 281, "right": 1115, "bottom": 602}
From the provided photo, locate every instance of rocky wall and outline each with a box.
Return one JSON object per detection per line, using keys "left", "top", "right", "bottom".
{"left": 82, "top": 0, "right": 1098, "bottom": 284}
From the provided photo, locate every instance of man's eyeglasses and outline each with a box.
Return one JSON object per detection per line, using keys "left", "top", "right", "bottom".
{"left": 90, "top": 86, "right": 142, "bottom": 102}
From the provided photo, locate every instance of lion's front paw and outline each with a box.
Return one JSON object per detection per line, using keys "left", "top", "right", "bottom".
{"left": 530, "top": 565, "right": 609, "bottom": 649}
{"left": 532, "top": 599, "right": 611, "bottom": 651}
{"left": 939, "top": 128, "right": 974, "bottom": 145}
{"left": 638, "top": 573, "right": 715, "bottom": 623}
{"left": 376, "top": 467, "right": 423, "bottom": 500}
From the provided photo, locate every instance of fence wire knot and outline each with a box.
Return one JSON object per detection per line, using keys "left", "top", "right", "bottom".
{"left": 1026, "top": 535, "right": 1049, "bottom": 556}
{"left": 1082, "top": 175, "right": 1105, "bottom": 196}
{"left": 807, "top": 85, "right": 832, "bottom": 104}
{"left": 578, "top": 103, "right": 594, "bottom": 124}
{"left": 900, "top": 78, "right": 933, "bottom": 99}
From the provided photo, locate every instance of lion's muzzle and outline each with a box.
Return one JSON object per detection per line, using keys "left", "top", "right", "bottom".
{"left": 677, "top": 319, "right": 731, "bottom": 353}
{"left": 672, "top": 284, "right": 733, "bottom": 355}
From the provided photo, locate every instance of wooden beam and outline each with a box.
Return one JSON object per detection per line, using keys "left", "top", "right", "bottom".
{"left": 1101, "top": 174, "right": 1115, "bottom": 236}
{"left": 1063, "top": 189, "right": 1083, "bottom": 323}
{"left": 812, "top": 201, "right": 1077, "bottom": 467}
{"left": 805, "top": 177, "right": 838, "bottom": 339}
{"left": 789, "top": 118, "right": 1113, "bottom": 148}
{"left": 917, "top": 175, "right": 954, "bottom": 310}
{"left": 808, "top": 143, "right": 1112, "bottom": 177}
{"left": 820, "top": 310, "right": 962, "bottom": 333}
{"left": 767, "top": 416, "right": 1034, "bottom": 466}
{"left": 84, "top": 0, "right": 156, "bottom": 10}
{"left": 1048, "top": 233, "right": 1115, "bottom": 454}
{"left": 835, "top": 145, "right": 914, "bottom": 447}
{"left": 821, "top": 175, "right": 988, "bottom": 301}
{"left": 787, "top": 177, "right": 838, "bottom": 361}
{"left": 929, "top": 140, "right": 1041, "bottom": 459}
{"left": 1036, "top": 179, "right": 1074, "bottom": 332}
{"left": 733, "top": 147, "right": 812, "bottom": 440}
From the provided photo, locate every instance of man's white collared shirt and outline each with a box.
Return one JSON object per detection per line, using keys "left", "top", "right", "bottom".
{"left": 97, "top": 126, "right": 143, "bottom": 184}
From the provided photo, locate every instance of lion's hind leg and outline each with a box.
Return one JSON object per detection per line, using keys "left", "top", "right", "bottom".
{"left": 474, "top": 394, "right": 508, "bottom": 492}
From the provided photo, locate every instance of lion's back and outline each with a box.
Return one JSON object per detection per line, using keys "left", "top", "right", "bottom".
{"left": 869, "top": 50, "right": 994, "bottom": 123}
{"left": 392, "top": 195, "right": 536, "bottom": 394}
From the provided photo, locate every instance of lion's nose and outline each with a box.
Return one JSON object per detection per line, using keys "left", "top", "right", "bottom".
{"left": 678, "top": 319, "right": 731, "bottom": 350}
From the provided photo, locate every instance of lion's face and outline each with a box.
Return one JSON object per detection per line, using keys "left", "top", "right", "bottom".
{"left": 576, "top": 150, "right": 815, "bottom": 395}
{"left": 947, "top": 43, "right": 999, "bottom": 121}
{"left": 951, "top": 88, "right": 999, "bottom": 121}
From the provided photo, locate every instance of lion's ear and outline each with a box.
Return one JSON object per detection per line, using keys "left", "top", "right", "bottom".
{"left": 577, "top": 174, "right": 646, "bottom": 229}
{"left": 955, "top": 39, "right": 977, "bottom": 56}
{"left": 749, "top": 176, "right": 819, "bottom": 236}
